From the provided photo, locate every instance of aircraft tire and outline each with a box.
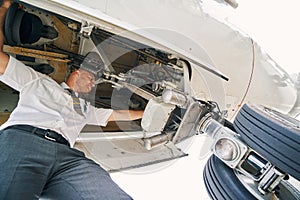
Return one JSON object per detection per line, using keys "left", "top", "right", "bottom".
{"left": 234, "top": 104, "right": 300, "bottom": 180}
{"left": 203, "top": 155, "right": 256, "bottom": 200}
{"left": 203, "top": 155, "right": 300, "bottom": 200}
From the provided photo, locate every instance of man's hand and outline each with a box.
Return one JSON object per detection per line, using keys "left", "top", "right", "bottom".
{"left": 0, "top": 0, "right": 12, "bottom": 74}
{"left": 0, "top": 0, "right": 11, "bottom": 28}
{"left": 1, "top": 0, "right": 12, "bottom": 8}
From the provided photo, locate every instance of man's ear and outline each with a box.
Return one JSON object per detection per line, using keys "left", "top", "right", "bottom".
{"left": 66, "top": 70, "right": 80, "bottom": 90}
{"left": 73, "top": 70, "right": 81, "bottom": 79}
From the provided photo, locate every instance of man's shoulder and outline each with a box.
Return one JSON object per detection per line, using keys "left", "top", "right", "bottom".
{"left": 40, "top": 76, "right": 65, "bottom": 90}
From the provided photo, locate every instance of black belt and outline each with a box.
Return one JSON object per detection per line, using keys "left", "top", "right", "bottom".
{"left": 4, "top": 125, "right": 70, "bottom": 147}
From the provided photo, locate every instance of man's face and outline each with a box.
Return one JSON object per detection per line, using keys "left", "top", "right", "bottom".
{"left": 75, "top": 69, "right": 95, "bottom": 93}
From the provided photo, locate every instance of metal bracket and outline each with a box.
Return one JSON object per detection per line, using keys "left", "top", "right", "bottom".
{"left": 80, "top": 23, "right": 94, "bottom": 38}
{"left": 236, "top": 150, "right": 286, "bottom": 195}
{"left": 172, "top": 102, "right": 203, "bottom": 144}
{"left": 258, "top": 166, "right": 286, "bottom": 194}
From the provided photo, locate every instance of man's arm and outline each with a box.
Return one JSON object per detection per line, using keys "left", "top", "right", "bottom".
{"left": 0, "top": 1, "right": 11, "bottom": 75}
{"left": 108, "top": 110, "right": 144, "bottom": 122}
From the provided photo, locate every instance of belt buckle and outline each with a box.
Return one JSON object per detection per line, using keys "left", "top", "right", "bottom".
{"left": 45, "top": 130, "right": 56, "bottom": 142}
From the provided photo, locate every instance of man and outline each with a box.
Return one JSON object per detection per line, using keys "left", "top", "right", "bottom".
{"left": 0, "top": 1, "right": 143, "bottom": 199}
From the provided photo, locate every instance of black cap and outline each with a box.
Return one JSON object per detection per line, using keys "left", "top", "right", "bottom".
{"left": 79, "top": 52, "right": 105, "bottom": 77}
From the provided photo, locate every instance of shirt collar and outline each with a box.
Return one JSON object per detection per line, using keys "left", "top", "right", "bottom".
{"left": 60, "top": 82, "right": 79, "bottom": 97}
{"left": 60, "top": 82, "right": 70, "bottom": 90}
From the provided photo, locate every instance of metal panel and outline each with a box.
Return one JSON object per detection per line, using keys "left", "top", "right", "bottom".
{"left": 75, "top": 139, "right": 187, "bottom": 172}
{"left": 172, "top": 102, "right": 203, "bottom": 144}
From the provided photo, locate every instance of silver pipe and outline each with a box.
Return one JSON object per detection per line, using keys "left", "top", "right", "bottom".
{"left": 162, "top": 89, "right": 188, "bottom": 108}
{"left": 143, "top": 132, "right": 174, "bottom": 150}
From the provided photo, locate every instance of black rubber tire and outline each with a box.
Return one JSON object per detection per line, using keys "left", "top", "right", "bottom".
{"left": 203, "top": 155, "right": 300, "bottom": 200}
{"left": 203, "top": 155, "right": 256, "bottom": 200}
{"left": 234, "top": 104, "right": 300, "bottom": 180}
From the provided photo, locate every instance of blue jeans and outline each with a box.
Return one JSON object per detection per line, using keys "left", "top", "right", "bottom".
{"left": 0, "top": 128, "right": 132, "bottom": 200}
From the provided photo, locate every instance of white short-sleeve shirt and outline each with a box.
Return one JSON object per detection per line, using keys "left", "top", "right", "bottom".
{"left": 0, "top": 56, "right": 113, "bottom": 147}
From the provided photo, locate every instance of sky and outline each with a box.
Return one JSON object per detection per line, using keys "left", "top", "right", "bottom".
{"left": 111, "top": 1, "right": 300, "bottom": 199}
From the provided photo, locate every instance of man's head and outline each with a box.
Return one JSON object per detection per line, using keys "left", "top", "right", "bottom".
{"left": 66, "top": 52, "right": 104, "bottom": 93}
{"left": 66, "top": 69, "right": 95, "bottom": 93}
